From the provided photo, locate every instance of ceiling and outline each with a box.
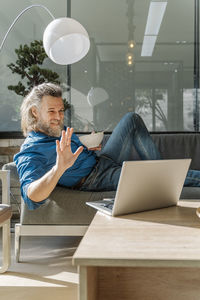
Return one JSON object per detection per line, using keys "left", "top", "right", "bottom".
{"left": 72, "top": 0, "right": 194, "bottom": 69}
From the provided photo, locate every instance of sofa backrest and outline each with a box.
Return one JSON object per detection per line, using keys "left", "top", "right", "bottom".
{"left": 101, "top": 133, "right": 200, "bottom": 170}
{"left": 151, "top": 133, "right": 200, "bottom": 170}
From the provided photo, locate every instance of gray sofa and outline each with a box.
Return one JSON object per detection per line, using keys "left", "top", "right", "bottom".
{"left": 2, "top": 133, "right": 200, "bottom": 262}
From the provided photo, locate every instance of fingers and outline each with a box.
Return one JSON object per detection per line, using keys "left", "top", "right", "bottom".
{"left": 65, "top": 127, "right": 73, "bottom": 146}
{"left": 58, "top": 128, "right": 82, "bottom": 159}
{"left": 60, "top": 127, "right": 74, "bottom": 151}
{"left": 95, "top": 144, "right": 102, "bottom": 150}
{"left": 60, "top": 130, "right": 65, "bottom": 151}
{"left": 95, "top": 146, "right": 102, "bottom": 151}
{"left": 74, "top": 146, "right": 84, "bottom": 158}
{"left": 88, "top": 144, "right": 102, "bottom": 151}
{"left": 56, "top": 139, "right": 61, "bottom": 154}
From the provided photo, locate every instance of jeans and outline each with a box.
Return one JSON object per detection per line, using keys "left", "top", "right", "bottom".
{"left": 81, "top": 112, "right": 200, "bottom": 191}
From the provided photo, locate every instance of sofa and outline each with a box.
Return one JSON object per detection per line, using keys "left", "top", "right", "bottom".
{"left": 2, "top": 132, "right": 200, "bottom": 262}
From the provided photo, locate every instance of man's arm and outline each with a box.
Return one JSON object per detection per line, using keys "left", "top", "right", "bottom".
{"left": 27, "top": 128, "right": 83, "bottom": 202}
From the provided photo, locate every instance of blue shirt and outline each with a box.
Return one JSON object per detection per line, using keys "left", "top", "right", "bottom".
{"left": 14, "top": 130, "right": 97, "bottom": 210}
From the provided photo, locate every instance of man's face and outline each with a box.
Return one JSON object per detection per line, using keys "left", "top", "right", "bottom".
{"left": 32, "top": 95, "right": 65, "bottom": 137}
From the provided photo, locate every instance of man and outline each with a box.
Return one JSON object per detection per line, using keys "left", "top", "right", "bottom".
{"left": 14, "top": 83, "right": 200, "bottom": 210}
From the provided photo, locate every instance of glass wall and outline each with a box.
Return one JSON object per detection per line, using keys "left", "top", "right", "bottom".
{"left": 0, "top": 0, "right": 198, "bottom": 134}
{"left": 71, "top": 0, "right": 197, "bottom": 132}
{"left": 0, "top": 0, "right": 67, "bottom": 133}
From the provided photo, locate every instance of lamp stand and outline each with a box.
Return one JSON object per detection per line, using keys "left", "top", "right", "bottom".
{"left": 0, "top": 4, "right": 55, "bottom": 52}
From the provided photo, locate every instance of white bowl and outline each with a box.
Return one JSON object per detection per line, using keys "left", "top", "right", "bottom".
{"left": 79, "top": 132, "right": 104, "bottom": 148}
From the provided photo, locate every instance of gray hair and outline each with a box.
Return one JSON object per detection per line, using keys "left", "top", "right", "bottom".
{"left": 21, "top": 83, "right": 62, "bottom": 136}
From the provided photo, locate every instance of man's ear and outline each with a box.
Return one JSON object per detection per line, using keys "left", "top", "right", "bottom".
{"left": 31, "top": 106, "right": 38, "bottom": 119}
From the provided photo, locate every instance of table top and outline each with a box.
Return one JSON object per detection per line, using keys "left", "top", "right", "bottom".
{"left": 73, "top": 200, "right": 200, "bottom": 268}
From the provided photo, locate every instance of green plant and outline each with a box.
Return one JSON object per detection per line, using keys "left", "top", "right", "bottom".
{"left": 7, "top": 40, "right": 70, "bottom": 110}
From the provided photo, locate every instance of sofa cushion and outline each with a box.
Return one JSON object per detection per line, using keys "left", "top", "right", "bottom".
{"left": 2, "top": 162, "right": 115, "bottom": 225}
{"left": 21, "top": 187, "right": 115, "bottom": 225}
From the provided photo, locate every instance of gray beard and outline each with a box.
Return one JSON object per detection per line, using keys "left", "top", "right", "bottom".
{"left": 37, "top": 120, "right": 64, "bottom": 137}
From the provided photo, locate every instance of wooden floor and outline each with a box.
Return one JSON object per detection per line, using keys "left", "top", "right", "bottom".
{"left": 0, "top": 233, "right": 82, "bottom": 300}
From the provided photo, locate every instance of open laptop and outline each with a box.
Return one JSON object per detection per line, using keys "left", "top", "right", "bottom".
{"left": 86, "top": 159, "right": 191, "bottom": 216}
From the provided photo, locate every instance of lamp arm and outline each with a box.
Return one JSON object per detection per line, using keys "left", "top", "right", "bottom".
{"left": 0, "top": 4, "right": 55, "bottom": 52}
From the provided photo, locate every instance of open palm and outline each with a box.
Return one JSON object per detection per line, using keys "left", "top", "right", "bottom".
{"left": 56, "top": 127, "right": 83, "bottom": 172}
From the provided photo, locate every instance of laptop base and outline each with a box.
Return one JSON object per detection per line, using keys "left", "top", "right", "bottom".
{"left": 86, "top": 199, "right": 114, "bottom": 216}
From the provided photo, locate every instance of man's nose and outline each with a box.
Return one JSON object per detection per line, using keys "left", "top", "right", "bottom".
{"left": 55, "top": 112, "right": 61, "bottom": 120}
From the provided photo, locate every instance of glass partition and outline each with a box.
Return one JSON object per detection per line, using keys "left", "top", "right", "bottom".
{"left": 71, "top": 0, "right": 196, "bottom": 132}
{"left": 0, "top": 0, "right": 67, "bottom": 133}
{"left": 0, "top": 0, "right": 198, "bottom": 134}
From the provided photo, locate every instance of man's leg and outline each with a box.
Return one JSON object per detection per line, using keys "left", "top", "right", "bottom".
{"left": 81, "top": 157, "right": 121, "bottom": 191}
{"left": 101, "top": 112, "right": 161, "bottom": 164}
{"left": 81, "top": 112, "right": 161, "bottom": 192}
{"left": 185, "top": 169, "right": 200, "bottom": 187}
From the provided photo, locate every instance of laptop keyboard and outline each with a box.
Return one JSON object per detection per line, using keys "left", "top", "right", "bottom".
{"left": 101, "top": 199, "right": 115, "bottom": 210}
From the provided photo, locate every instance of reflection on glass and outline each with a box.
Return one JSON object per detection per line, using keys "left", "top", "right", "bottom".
{"left": 135, "top": 89, "right": 168, "bottom": 131}
{"left": 0, "top": 0, "right": 67, "bottom": 133}
{"left": 1, "top": 0, "right": 197, "bottom": 133}
{"left": 70, "top": 0, "right": 196, "bottom": 132}
{"left": 183, "top": 89, "right": 195, "bottom": 131}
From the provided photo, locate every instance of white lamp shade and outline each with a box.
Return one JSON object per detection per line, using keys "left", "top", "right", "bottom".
{"left": 87, "top": 87, "right": 109, "bottom": 107}
{"left": 43, "top": 17, "right": 90, "bottom": 65}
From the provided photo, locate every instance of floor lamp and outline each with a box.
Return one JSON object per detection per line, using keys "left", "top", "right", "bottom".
{"left": 0, "top": 4, "right": 90, "bottom": 65}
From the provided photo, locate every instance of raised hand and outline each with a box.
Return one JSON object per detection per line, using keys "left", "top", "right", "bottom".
{"left": 56, "top": 127, "right": 83, "bottom": 173}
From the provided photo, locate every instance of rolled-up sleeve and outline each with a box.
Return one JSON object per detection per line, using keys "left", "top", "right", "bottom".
{"left": 14, "top": 153, "right": 48, "bottom": 210}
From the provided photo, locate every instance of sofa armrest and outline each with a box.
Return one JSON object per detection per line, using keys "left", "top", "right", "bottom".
{"left": 0, "top": 170, "right": 10, "bottom": 205}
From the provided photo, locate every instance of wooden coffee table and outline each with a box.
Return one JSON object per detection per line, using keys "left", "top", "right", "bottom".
{"left": 73, "top": 200, "right": 200, "bottom": 300}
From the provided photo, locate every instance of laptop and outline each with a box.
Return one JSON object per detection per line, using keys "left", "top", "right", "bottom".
{"left": 86, "top": 159, "right": 191, "bottom": 216}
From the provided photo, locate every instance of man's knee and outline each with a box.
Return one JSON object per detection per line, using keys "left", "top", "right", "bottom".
{"left": 124, "top": 112, "right": 141, "bottom": 123}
